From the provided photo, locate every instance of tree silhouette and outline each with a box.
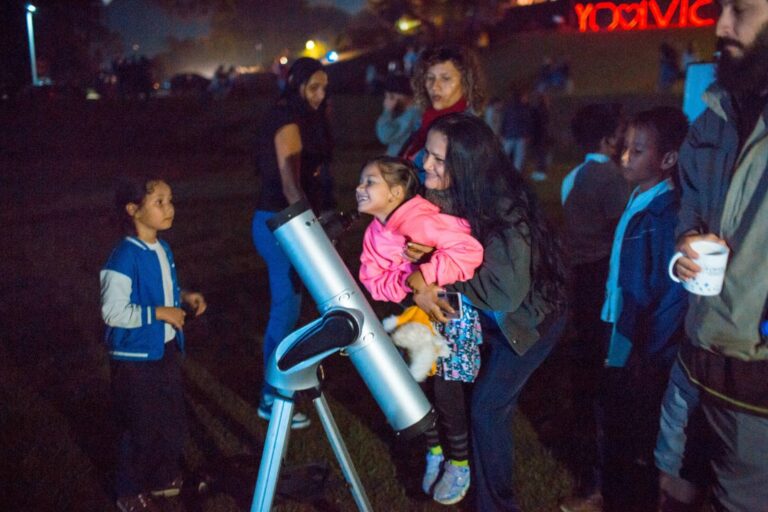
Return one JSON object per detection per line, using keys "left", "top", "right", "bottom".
{"left": 151, "top": 0, "right": 349, "bottom": 71}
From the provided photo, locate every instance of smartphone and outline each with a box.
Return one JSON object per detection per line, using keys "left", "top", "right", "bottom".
{"left": 437, "top": 291, "right": 463, "bottom": 321}
{"left": 682, "top": 61, "right": 715, "bottom": 122}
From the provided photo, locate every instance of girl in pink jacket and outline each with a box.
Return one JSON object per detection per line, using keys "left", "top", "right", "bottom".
{"left": 356, "top": 156, "right": 483, "bottom": 505}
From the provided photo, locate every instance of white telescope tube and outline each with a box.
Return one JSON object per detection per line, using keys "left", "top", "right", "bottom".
{"left": 267, "top": 200, "right": 434, "bottom": 437}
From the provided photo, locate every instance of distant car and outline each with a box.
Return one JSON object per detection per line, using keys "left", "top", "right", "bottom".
{"left": 169, "top": 73, "right": 211, "bottom": 96}
{"left": 230, "top": 72, "right": 278, "bottom": 98}
{"left": 17, "top": 82, "right": 86, "bottom": 101}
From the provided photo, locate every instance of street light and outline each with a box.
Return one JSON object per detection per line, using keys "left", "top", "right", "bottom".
{"left": 25, "top": 3, "right": 39, "bottom": 86}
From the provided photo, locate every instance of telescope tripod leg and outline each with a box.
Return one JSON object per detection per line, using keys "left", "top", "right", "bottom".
{"left": 250, "top": 395, "right": 295, "bottom": 512}
{"left": 313, "top": 392, "right": 373, "bottom": 512}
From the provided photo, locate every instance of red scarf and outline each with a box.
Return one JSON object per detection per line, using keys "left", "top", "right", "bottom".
{"left": 400, "top": 97, "right": 468, "bottom": 161}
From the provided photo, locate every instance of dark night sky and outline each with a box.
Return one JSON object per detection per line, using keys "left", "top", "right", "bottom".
{"left": 104, "top": 0, "right": 210, "bottom": 57}
{"left": 104, "top": 0, "right": 366, "bottom": 57}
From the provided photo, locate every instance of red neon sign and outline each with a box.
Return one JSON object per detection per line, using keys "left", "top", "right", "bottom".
{"left": 574, "top": 0, "right": 715, "bottom": 32}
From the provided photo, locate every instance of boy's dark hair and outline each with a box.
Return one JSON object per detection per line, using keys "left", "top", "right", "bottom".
{"left": 571, "top": 103, "right": 624, "bottom": 152}
{"left": 113, "top": 175, "right": 165, "bottom": 233}
{"left": 364, "top": 156, "right": 421, "bottom": 201}
{"left": 629, "top": 106, "right": 689, "bottom": 155}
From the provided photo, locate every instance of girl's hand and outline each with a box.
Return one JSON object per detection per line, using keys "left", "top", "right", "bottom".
{"left": 407, "top": 271, "right": 451, "bottom": 323}
{"left": 403, "top": 241, "right": 434, "bottom": 264}
{"left": 181, "top": 291, "right": 207, "bottom": 317}
{"left": 156, "top": 306, "right": 186, "bottom": 329}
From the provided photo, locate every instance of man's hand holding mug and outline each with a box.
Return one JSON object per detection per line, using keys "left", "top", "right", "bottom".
{"left": 669, "top": 232, "right": 730, "bottom": 296}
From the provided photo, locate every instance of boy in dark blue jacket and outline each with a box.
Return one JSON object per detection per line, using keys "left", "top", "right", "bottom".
{"left": 598, "top": 107, "right": 689, "bottom": 512}
{"left": 101, "top": 177, "right": 206, "bottom": 512}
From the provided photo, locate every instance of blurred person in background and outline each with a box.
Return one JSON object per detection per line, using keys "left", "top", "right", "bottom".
{"left": 483, "top": 96, "right": 504, "bottom": 140}
{"left": 375, "top": 74, "right": 422, "bottom": 156}
{"left": 529, "top": 91, "right": 553, "bottom": 182}
{"left": 500, "top": 88, "right": 534, "bottom": 173}
{"left": 251, "top": 57, "right": 333, "bottom": 430}
{"left": 559, "top": 103, "right": 629, "bottom": 511}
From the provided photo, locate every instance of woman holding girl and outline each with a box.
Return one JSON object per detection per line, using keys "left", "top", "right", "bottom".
{"left": 407, "top": 113, "right": 568, "bottom": 511}
{"left": 252, "top": 57, "right": 333, "bottom": 429}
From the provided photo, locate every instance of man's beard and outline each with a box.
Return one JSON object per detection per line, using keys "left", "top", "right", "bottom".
{"left": 717, "top": 21, "right": 768, "bottom": 97}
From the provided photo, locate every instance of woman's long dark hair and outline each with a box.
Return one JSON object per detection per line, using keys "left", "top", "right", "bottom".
{"left": 430, "top": 113, "right": 567, "bottom": 309}
{"left": 277, "top": 57, "right": 333, "bottom": 170}
{"left": 280, "top": 57, "right": 328, "bottom": 114}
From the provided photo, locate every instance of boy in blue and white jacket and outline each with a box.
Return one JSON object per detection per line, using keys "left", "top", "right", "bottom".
{"left": 597, "top": 107, "right": 689, "bottom": 512}
{"left": 101, "top": 177, "right": 206, "bottom": 512}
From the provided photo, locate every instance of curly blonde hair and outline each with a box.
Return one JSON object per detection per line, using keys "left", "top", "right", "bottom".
{"left": 411, "top": 45, "right": 486, "bottom": 113}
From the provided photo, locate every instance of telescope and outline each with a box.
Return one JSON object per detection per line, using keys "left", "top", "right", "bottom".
{"left": 251, "top": 199, "right": 435, "bottom": 511}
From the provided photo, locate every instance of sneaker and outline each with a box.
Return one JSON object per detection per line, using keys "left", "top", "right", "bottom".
{"left": 530, "top": 170, "right": 548, "bottom": 182}
{"left": 559, "top": 492, "right": 604, "bottom": 512}
{"left": 433, "top": 462, "right": 470, "bottom": 505}
{"left": 258, "top": 395, "right": 311, "bottom": 430}
{"left": 421, "top": 451, "right": 444, "bottom": 495}
{"left": 150, "top": 475, "right": 183, "bottom": 497}
{"left": 116, "top": 493, "right": 161, "bottom": 512}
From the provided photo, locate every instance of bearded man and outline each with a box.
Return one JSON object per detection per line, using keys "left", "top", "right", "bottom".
{"left": 659, "top": 0, "right": 768, "bottom": 510}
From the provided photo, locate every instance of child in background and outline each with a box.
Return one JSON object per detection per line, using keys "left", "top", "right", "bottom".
{"left": 483, "top": 96, "right": 504, "bottom": 140}
{"left": 597, "top": 107, "right": 689, "bottom": 512}
{"left": 559, "top": 103, "right": 629, "bottom": 510}
{"left": 375, "top": 74, "right": 422, "bottom": 156}
{"left": 356, "top": 156, "right": 483, "bottom": 505}
{"left": 101, "top": 176, "right": 206, "bottom": 512}
{"left": 500, "top": 88, "right": 534, "bottom": 173}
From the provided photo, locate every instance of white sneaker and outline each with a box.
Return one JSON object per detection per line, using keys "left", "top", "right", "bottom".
{"left": 258, "top": 395, "right": 311, "bottom": 430}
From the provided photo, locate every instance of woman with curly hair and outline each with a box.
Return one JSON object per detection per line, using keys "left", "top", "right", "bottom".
{"left": 406, "top": 113, "right": 567, "bottom": 511}
{"left": 399, "top": 45, "right": 486, "bottom": 166}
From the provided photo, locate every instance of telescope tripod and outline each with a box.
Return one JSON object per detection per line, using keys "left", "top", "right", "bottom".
{"left": 251, "top": 384, "right": 372, "bottom": 512}
{"left": 250, "top": 309, "right": 375, "bottom": 511}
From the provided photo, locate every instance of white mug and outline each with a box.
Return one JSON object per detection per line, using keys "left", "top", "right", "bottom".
{"left": 668, "top": 240, "right": 730, "bottom": 296}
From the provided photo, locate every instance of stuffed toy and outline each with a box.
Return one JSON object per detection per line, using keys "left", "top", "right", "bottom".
{"left": 382, "top": 306, "right": 450, "bottom": 382}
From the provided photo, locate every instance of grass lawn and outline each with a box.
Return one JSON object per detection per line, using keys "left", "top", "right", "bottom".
{"left": 1, "top": 61, "right": 687, "bottom": 511}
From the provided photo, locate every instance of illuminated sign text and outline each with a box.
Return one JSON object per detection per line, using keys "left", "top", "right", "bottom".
{"left": 574, "top": 0, "right": 715, "bottom": 32}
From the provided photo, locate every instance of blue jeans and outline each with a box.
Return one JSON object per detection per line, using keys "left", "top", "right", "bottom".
{"left": 471, "top": 312, "right": 565, "bottom": 511}
{"left": 654, "top": 359, "right": 709, "bottom": 483}
{"left": 252, "top": 210, "right": 302, "bottom": 396}
{"left": 502, "top": 137, "right": 528, "bottom": 173}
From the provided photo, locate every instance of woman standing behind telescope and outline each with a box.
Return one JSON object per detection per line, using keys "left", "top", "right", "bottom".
{"left": 252, "top": 57, "right": 333, "bottom": 429}
{"left": 407, "top": 113, "right": 568, "bottom": 511}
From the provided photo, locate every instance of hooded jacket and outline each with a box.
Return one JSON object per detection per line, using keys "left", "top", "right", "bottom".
{"left": 359, "top": 195, "right": 483, "bottom": 303}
